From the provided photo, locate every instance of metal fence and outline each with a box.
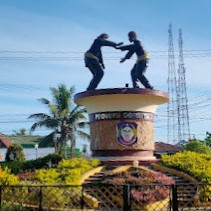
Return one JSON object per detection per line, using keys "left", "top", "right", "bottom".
{"left": 0, "top": 183, "right": 210, "bottom": 210}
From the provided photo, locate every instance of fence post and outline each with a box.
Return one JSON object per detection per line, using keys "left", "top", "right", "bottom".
{"left": 39, "top": 186, "right": 43, "bottom": 211}
{"left": 81, "top": 185, "right": 85, "bottom": 210}
{"left": 123, "top": 184, "right": 131, "bottom": 211}
{"left": 172, "top": 184, "right": 178, "bottom": 211}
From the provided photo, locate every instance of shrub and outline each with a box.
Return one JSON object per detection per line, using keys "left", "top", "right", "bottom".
{"left": 1, "top": 161, "right": 25, "bottom": 175}
{"left": 183, "top": 140, "right": 211, "bottom": 154}
{"left": 41, "top": 153, "right": 63, "bottom": 166}
{"left": 34, "top": 169, "right": 60, "bottom": 185}
{"left": 161, "top": 151, "right": 211, "bottom": 202}
{"left": 102, "top": 167, "right": 174, "bottom": 205}
{"left": 5, "top": 144, "right": 25, "bottom": 162}
{"left": 34, "top": 158, "right": 100, "bottom": 185}
{"left": 161, "top": 151, "right": 211, "bottom": 183}
{"left": 0, "top": 167, "right": 18, "bottom": 185}
{"left": 103, "top": 168, "right": 174, "bottom": 185}
{"left": 1, "top": 153, "right": 62, "bottom": 174}
{"left": 57, "top": 158, "right": 99, "bottom": 172}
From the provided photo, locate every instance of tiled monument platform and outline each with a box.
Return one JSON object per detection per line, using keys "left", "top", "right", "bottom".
{"left": 74, "top": 88, "right": 168, "bottom": 165}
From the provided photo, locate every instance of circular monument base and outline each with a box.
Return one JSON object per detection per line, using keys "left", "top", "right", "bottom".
{"left": 74, "top": 88, "right": 168, "bottom": 165}
{"left": 92, "top": 149, "right": 157, "bottom": 165}
{"left": 99, "top": 158, "right": 159, "bottom": 166}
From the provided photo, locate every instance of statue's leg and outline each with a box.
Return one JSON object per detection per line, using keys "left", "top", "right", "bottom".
{"left": 86, "top": 60, "right": 96, "bottom": 90}
{"left": 86, "top": 60, "right": 104, "bottom": 90}
{"left": 136, "top": 61, "right": 153, "bottom": 89}
{"left": 131, "top": 64, "right": 139, "bottom": 88}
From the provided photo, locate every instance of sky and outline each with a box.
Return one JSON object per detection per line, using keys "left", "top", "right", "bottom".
{"left": 0, "top": 0, "right": 211, "bottom": 148}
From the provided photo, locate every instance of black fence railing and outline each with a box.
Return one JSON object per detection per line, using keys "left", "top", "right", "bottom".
{"left": 0, "top": 183, "right": 210, "bottom": 210}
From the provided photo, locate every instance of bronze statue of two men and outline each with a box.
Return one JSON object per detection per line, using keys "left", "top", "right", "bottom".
{"left": 85, "top": 31, "right": 153, "bottom": 91}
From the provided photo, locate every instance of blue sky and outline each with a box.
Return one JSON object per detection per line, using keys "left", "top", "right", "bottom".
{"left": 0, "top": 0, "right": 211, "bottom": 147}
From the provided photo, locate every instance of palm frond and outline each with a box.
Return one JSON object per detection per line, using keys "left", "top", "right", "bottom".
{"left": 77, "top": 130, "right": 90, "bottom": 141}
{"left": 49, "top": 104, "right": 58, "bottom": 117}
{"left": 69, "top": 86, "right": 75, "bottom": 96}
{"left": 51, "top": 84, "right": 71, "bottom": 112}
{"left": 38, "top": 98, "right": 50, "bottom": 105}
{"left": 38, "top": 132, "right": 55, "bottom": 147}
{"left": 30, "top": 118, "right": 59, "bottom": 132}
{"left": 28, "top": 113, "right": 51, "bottom": 120}
{"left": 71, "top": 106, "right": 86, "bottom": 115}
{"left": 68, "top": 106, "right": 87, "bottom": 124}
{"left": 77, "top": 121, "right": 90, "bottom": 128}
{"left": 50, "top": 87, "right": 58, "bottom": 99}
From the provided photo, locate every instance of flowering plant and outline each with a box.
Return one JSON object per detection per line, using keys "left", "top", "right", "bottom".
{"left": 102, "top": 167, "right": 174, "bottom": 204}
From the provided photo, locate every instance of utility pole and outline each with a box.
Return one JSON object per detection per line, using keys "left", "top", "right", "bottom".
{"left": 177, "top": 29, "right": 190, "bottom": 142}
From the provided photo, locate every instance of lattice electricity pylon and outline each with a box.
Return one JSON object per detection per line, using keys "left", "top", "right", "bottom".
{"left": 177, "top": 29, "right": 190, "bottom": 142}
{"left": 167, "top": 24, "right": 178, "bottom": 144}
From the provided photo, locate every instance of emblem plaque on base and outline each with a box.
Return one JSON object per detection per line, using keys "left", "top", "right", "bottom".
{"left": 117, "top": 122, "right": 138, "bottom": 147}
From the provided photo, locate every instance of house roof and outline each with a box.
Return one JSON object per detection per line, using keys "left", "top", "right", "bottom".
{"left": 0, "top": 134, "right": 13, "bottom": 148}
{"left": 155, "top": 141, "right": 182, "bottom": 153}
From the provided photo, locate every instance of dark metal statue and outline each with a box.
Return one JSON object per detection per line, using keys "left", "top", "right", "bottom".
{"left": 85, "top": 33, "right": 123, "bottom": 91}
{"left": 118, "top": 31, "right": 153, "bottom": 89}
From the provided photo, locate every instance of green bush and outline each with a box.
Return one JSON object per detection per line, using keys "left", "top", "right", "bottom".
{"left": 161, "top": 151, "right": 211, "bottom": 201}
{"left": 1, "top": 161, "right": 25, "bottom": 175}
{"left": 57, "top": 158, "right": 99, "bottom": 170}
{"left": 0, "top": 167, "right": 19, "bottom": 185}
{"left": 34, "top": 169, "right": 60, "bottom": 185}
{"left": 1, "top": 157, "right": 99, "bottom": 186}
{"left": 161, "top": 151, "right": 211, "bottom": 183}
{"left": 1, "top": 153, "right": 62, "bottom": 174}
{"left": 34, "top": 158, "right": 100, "bottom": 185}
{"left": 183, "top": 140, "right": 211, "bottom": 154}
{"left": 5, "top": 144, "right": 26, "bottom": 162}
{"left": 0, "top": 158, "right": 99, "bottom": 209}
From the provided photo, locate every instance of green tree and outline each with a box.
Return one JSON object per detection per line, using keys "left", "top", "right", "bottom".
{"left": 28, "top": 84, "right": 89, "bottom": 158}
{"left": 13, "top": 128, "right": 27, "bottom": 136}
{"left": 205, "top": 131, "right": 211, "bottom": 147}
{"left": 183, "top": 140, "right": 211, "bottom": 154}
{"left": 5, "top": 144, "right": 26, "bottom": 161}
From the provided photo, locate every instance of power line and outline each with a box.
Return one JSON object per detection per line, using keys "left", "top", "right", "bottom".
{"left": 1, "top": 48, "right": 211, "bottom": 61}
{"left": 1, "top": 48, "right": 211, "bottom": 53}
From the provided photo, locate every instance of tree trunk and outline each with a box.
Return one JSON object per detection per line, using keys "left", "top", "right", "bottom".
{"left": 70, "top": 138, "right": 76, "bottom": 158}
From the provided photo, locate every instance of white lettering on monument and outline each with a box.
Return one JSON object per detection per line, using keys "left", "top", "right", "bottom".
{"left": 95, "top": 113, "right": 121, "bottom": 120}
{"left": 94, "top": 112, "right": 153, "bottom": 120}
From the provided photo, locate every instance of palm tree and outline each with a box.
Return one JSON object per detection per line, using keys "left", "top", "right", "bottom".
{"left": 28, "top": 84, "right": 89, "bottom": 158}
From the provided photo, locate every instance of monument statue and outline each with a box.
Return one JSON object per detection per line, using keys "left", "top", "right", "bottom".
{"left": 117, "top": 31, "right": 153, "bottom": 89}
{"left": 76, "top": 33, "right": 168, "bottom": 164}
{"left": 84, "top": 33, "right": 123, "bottom": 91}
